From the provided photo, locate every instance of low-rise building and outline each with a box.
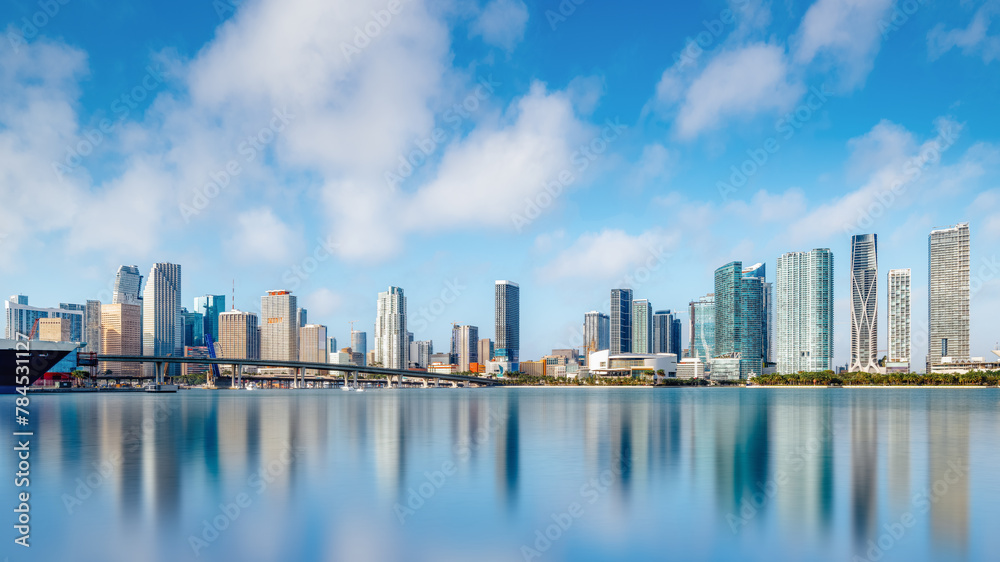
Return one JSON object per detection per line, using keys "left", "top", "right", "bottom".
{"left": 587, "top": 350, "right": 677, "bottom": 379}
{"left": 677, "top": 358, "right": 705, "bottom": 379}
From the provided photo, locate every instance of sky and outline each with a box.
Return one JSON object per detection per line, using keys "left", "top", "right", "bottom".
{"left": 2, "top": 0, "right": 999, "bottom": 369}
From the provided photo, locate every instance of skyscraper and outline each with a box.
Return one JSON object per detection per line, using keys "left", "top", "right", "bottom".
{"left": 100, "top": 303, "right": 141, "bottom": 377}
{"left": 775, "top": 249, "right": 834, "bottom": 374}
{"left": 297, "top": 308, "right": 307, "bottom": 328}
{"left": 583, "top": 311, "right": 610, "bottom": 353}
{"left": 689, "top": 294, "right": 715, "bottom": 363}
{"left": 112, "top": 265, "right": 143, "bottom": 305}
{"left": 181, "top": 307, "right": 205, "bottom": 347}
{"left": 714, "top": 261, "right": 766, "bottom": 378}
{"left": 478, "top": 338, "right": 494, "bottom": 365}
{"left": 84, "top": 299, "right": 102, "bottom": 353}
{"left": 888, "top": 268, "right": 911, "bottom": 371}
{"left": 261, "top": 290, "right": 297, "bottom": 371}
{"left": 742, "top": 263, "right": 772, "bottom": 364}
{"left": 456, "top": 325, "right": 479, "bottom": 371}
{"left": 351, "top": 330, "right": 367, "bottom": 366}
{"left": 631, "top": 299, "right": 652, "bottom": 353}
{"left": 193, "top": 295, "right": 225, "bottom": 343}
{"left": 610, "top": 288, "right": 633, "bottom": 354}
{"left": 143, "top": 262, "right": 182, "bottom": 377}
{"left": 300, "top": 324, "right": 328, "bottom": 375}
{"left": 495, "top": 281, "right": 520, "bottom": 365}
{"left": 653, "top": 310, "right": 682, "bottom": 355}
{"left": 850, "top": 234, "right": 879, "bottom": 373}
{"left": 410, "top": 340, "right": 433, "bottom": 368}
{"left": 928, "top": 223, "right": 970, "bottom": 368}
{"left": 219, "top": 310, "right": 259, "bottom": 360}
{"left": 375, "top": 287, "right": 408, "bottom": 369}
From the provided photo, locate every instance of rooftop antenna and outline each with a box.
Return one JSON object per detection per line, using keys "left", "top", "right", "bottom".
{"left": 232, "top": 279, "right": 235, "bottom": 311}
{"left": 349, "top": 320, "right": 356, "bottom": 334}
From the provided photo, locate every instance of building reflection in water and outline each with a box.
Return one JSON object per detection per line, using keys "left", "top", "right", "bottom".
{"left": 928, "top": 398, "right": 969, "bottom": 553}
{"left": 851, "top": 394, "right": 878, "bottom": 546}
{"left": 496, "top": 393, "right": 519, "bottom": 510}
{"left": 885, "top": 393, "right": 910, "bottom": 513}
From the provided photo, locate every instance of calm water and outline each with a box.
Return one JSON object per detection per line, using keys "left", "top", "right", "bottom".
{"left": 3, "top": 388, "right": 1000, "bottom": 562}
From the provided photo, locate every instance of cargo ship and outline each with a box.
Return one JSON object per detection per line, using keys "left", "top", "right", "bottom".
{"left": 1, "top": 339, "right": 82, "bottom": 394}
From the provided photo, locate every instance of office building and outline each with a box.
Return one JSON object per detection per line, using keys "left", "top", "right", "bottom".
{"left": 351, "top": 331, "right": 367, "bottom": 366}
{"left": 610, "top": 288, "right": 633, "bottom": 354}
{"left": 260, "top": 290, "right": 297, "bottom": 373}
{"left": 297, "top": 308, "right": 307, "bottom": 328}
{"left": 653, "top": 310, "right": 682, "bottom": 355}
{"left": 193, "top": 295, "right": 225, "bottom": 343}
{"left": 181, "top": 308, "right": 205, "bottom": 347}
{"left": 632, "top": 299, "right": 652, "bottom": 353}
{"left": 182, "top": 346, "right": 211, "bottom": 378}
{"left": 451, "top": 325, "right": 478, "bottom": 371}
{"left": 928, "top": 223, "right": 971, "bottom": 368}
{"left": 582, "top": 311, "right": 610, "bottom": 353}
{"left": 495, "top": 281, "right": 520, "bottom": 365}
{"left": 84, "top": 300, "right": 102, "bottom": 353}
{"left": 142, "top": 262, "right": 183, "bottom": 377}
{"left": 300, "top": 324, "right": 328, "bottom": 375}
{"left": 775, "top": 249, "right": 834, "bottom": 374}
{"left": 100, "top": 303, "right": 141, "bottom": 377}
{"left": 218, "top": 310, "right": 260, "bottom": 361}
{"left": 4, "top": 296, "right": 84, "bottom": 342}
{"left": 38, "top": 318, "right": 71, "bottom": 342}
{"left": 112, "top": 265, "right": 143, "bottom": 305}
{"left": 328, "top": 337, "right": 338, "bottom": 356}
{"left": 849, "top": 234, "right": 879, "bottom": 373}
{"left": 887, "top": 269, "right": 911, "bottom": 372}
{"left": 689, "top": 294, "right": 715, "bottom": 364}
{"left": 478, "top": 338, "right": 494, "bottom": 365}
{"left": 375, "top": 286, "right": 408, "bottom": 369}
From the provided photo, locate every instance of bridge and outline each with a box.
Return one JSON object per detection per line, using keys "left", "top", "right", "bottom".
{"left": 95, "top": 355, "right": 502, "bottom": 388}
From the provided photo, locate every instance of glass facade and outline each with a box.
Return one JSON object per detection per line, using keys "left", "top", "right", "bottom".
{"left": 715, "top": 261, "right": 767, "bottom": 378}
{"left": 631, "top": 299, "right": 652, "bottom": 353}
{"left": 610, "top": 288, "right": 632, "bottom": 354}
{"left": 928, "top": 223, "right": 970, "bottom": 367}
{"left": 775, "top": 249, "right": 834, "bottom": 374}
{"left": 689, "top": 295, "right": 715, "bottom": 364}
{"left": 849, "top": 234, "right": 879, "bottom": 372}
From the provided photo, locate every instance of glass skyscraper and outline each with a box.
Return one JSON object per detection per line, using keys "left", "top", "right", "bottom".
{"left": 375, "top": 287, "right": 408, "bottom": 369}
{"left": 143, "top": 262, "right": 183, "bottom": 377}
{"left": 928, "top": 223, "right": 970, "bottom": 368}
{"left": 714, "top": 261, "right": 767, "bottom": 379}
{"left": 775, "top": 248, "right": 834, "bottom": 374}
{"left": 610, "top": 288, "right": 633, "bottom": 354}
{"left": 194, "top": 295, "right": 226, "bottom": 343}
{"left": 631, "top": 299, "right": 652, "bottom": 353}
{"left": 850, "top": 234, "right": 879, "bottom": 373}
{"left": 494, "top": 281, "right": 520, "bottom": 365}
{"left": 653, "top": 310, "right": 681, "bottom": 355}
{"left": 583, "top": 311, "right": 610, "bottom": 353}
{"left": 689, "top": 294, "right": 715, "bottom": 364}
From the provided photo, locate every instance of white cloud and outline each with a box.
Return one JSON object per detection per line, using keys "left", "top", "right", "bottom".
{"left": 538, "top": 228, "right": 679, "bottom": 283}
{"left": 723, "top": 188, "right": 808, "bottom": 223}
{"left": 470, "top": 0, "right": 529, "bottom": 50}
{"left": 628, "top": 143, "right": 676, "bottom": 188}
{"left": 792, "top": 0, "right": 895, "bottom": 90}
{"left": 928, "top": 3, "right": 1000, "bottom": 64}
{"left": 224, "top": 208, "right": 300, "bottom": 264}
{"left": 667, "top": 43, "right": 803, "bottom": 139}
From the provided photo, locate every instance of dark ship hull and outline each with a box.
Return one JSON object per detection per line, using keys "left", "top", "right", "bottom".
{"left": 1, "top": 339, "right": 79, "bottom": 393}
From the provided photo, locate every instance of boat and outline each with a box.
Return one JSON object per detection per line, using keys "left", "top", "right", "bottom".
{"left": 1, "top": 339, "right": 81, "bottom": 394}
{"left": 246, "top": 382, "right": 258, "bottom": 391}
{"left": 143, "top": 383, "right": 178, "bottom": 393}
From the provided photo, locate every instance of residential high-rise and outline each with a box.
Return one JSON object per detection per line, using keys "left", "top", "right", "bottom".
{"left": 456, "top": 325, "right": 479, "bottom": 371}
{"left": 742, "top": 263, "right": 772, "bottom": 364}
{"left": 193, "top": 295, "right": 225, "bottom": 343}
{"left": 849, "top": 234, "right": 879, "bottom": 373}
{"left": 583, "top": 311, "right": 610, "bottom": 353}
{"left": 261, "top": 290, "right": 297, "bottom": 372}
{"left": 84, "top": 300, "right": 102, "bottom": 353}
{"left": 218, "top": 310, "right": 260, "bottom": 361}
{"left": 928, "top": 223, "right": 970, "bottom": 368}
{"left": 450, "top": 324, "right": 462, "bottom": 363}
{"left": 632, "top": 299, "right": 653, "bottom": 353}
{"left": 478, "top": 338, "right": 494, "bottom": 365}
{"left": 181, "top": 308, "right": 205, "bottom": 347}
{"left": 351, "top": 331, "right": 367, "bottom": 366}
{"left": 328, "top": 337, "right": 338, "bottom": 356}
{"left": 714, "top": 261, "right": 766, "bottom": 378}
{"left": 610, "top": 288, "right": 633, "bottom": 354}
{"left": 300, "top": 324, "right": 328, "bottom": 375}
{"left": 495, "top": 281, "right": 520, "bottom": 365}
{"left": 112, "top": 265, "right": 143, "bottom": 305}
{"left": 375, "top": 287, "right": 407, "bottom": 369}
{"left": 887, "top": 268, "right": 911, "bottom": 371}
{"left": 410, "top": 340, "right": 433, "bottom": 368}
{"left": 100, "top": 303, "right": 141, "bottom": 377}
{"left": 689, "top": 294, "right": 715, "bottom": 364}
{"left": 775, "top": 249, "right": 834, "bottom": 374}
{"left": 653, "top": 310, "right": 682, "bottom": 355}
{"left": 143, "top": 262, "right": 183, "bottom": 377}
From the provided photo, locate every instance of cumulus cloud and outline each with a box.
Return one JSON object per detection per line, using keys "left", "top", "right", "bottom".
{"left": 792, "top": 0, "right": 895, "bottom": 90}
{"left": 470, "top": 0, "right": 529, "bottom": 50}
{"left": 928, "top": 2, "right": 1000, "bottom": 64}
{"left": 224, "top": 208, "right": 300, "bottom": 264}
{"left": 538, "top": 228, "right": 679, "bottom": 283}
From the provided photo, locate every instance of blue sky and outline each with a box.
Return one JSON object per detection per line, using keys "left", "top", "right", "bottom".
{"left": 2, "top": 0, "right": 999, "bottom": 368}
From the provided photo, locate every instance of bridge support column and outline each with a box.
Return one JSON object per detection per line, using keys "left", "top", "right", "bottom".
{"left": 237, "top": 364, "right": 242, "bottom": 388}
{"left": 353, "top": 371, "right": 357, "bottom": 389}
{"left": 435, "top": 378, "right": 440, "bottom": 388}
{"left": 451, "top": 381, "right": 457, "bottom": 388}
{"left": 422, "top": 379, "right": 428, "bottom": 388}
{"left": 155, "top": 361, "right": 165, "bottom": 385}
